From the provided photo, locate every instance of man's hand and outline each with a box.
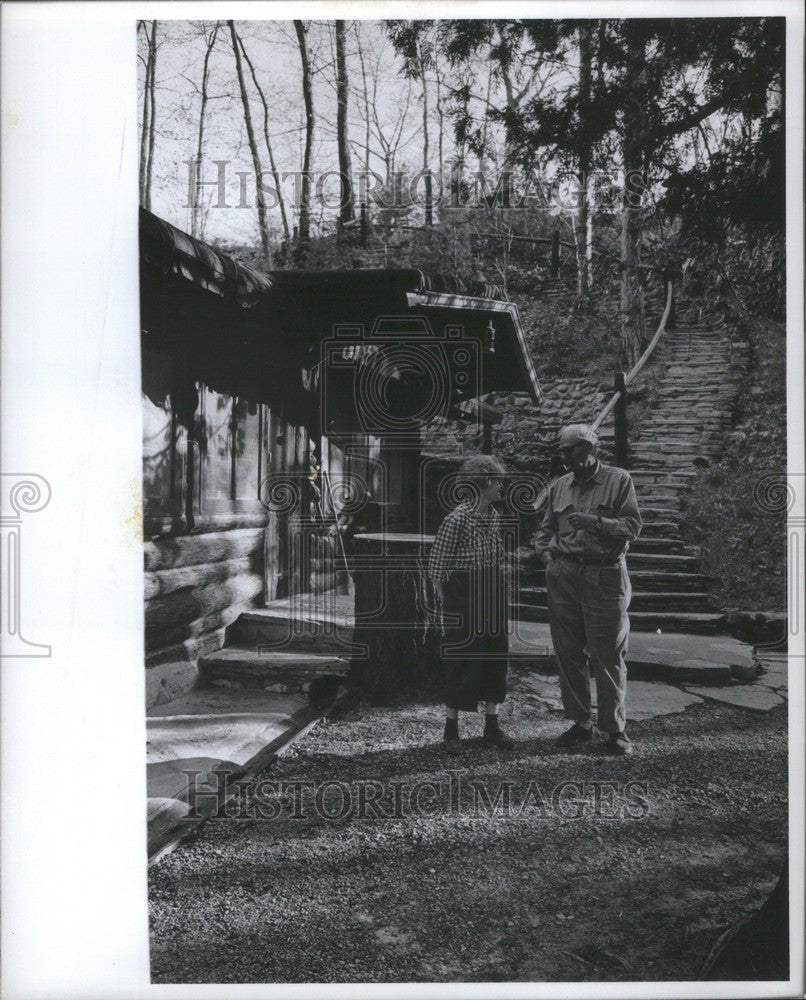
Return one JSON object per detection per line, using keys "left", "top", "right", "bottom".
{"left": 540, "top": 552, "right": 553, "bottom": 567}
{"left": 567, "top": 511, "right": 598, "bottom": 531}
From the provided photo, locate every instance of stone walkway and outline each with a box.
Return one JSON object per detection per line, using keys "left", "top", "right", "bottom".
{"left": 512, "top": 646, "right": 788, "bottom": 721}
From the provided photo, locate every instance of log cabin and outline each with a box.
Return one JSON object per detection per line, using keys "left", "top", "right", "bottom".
{"left": 140, "top": 208, "right": 541, "bottom": 707}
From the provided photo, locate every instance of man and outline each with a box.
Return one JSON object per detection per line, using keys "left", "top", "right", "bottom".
{"left": 533, "top": 424, "right": 642, "bottom": 755}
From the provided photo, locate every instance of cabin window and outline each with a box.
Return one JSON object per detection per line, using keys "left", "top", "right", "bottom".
{"left": 193, "top": 386, "right": 268, "bottom": 525}
{"left": 142, "top": 348, "right": 186, "bottom": 533}
{"left": 142, "top": 351, "right": 269, "bottom": 535}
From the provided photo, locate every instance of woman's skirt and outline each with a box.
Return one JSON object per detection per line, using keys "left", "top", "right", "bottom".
{"left": 441, "top": 565, "right": 509, "bottom": 712}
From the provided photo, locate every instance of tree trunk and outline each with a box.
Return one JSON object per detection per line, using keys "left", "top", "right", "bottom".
{"left": 139, "top": 20, "right": 157, "bottom": 210}
{"left": 576, "top": 24, "right": 592, "bottom": 301}
{"left": 192, "top": 22, "right": 219, "bottom": 238}
{"left": 138, "top": 22, "right": 151, "bottom": 207}
{"left": 145, "top": 20, "right": 157, "bottom": 212}
{"left": 354, "top": 24, "right": 371, "bottom": 213}
{"left": 586, "top": 173, "right": 595, "bottom": 288}
{"left": 335, "top": 20, "right": 355, "bottom": 225}
{"left": 434, "top": 53, "right": 445, "bottom": 202}
{"left": 235, "top": 29, "right": 291, "bottom": 248}
{"left": 228, "top": 20, "right": 271, "bottom": 266}
{"left": 420, "top": 49, "right": 433, "bottom": 227}
{"left": 294, "top": 20, "right": 314, "bottom": 249}
{"left": 620, "top": 24, "right": 647, "bottom": 365}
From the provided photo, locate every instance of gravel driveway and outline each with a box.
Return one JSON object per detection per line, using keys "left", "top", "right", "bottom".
{"left": 149, "top": 671, "right": 787, "bottom": 984}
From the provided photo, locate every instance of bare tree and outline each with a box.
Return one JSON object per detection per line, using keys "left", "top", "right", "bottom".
{"left": 228, "top": 20, "right": 271, "bottom": 266}
{"left": 191, "top": 22, "right": 220, "bottom": 238}
{"left": 354, "top": 23, "right": 371, "bottom": 191}
{"left": 234, "top": 28, "right": 291, "bottom": 248}
{"left": 138, "top": 20, "right": 158, "bottom": 210}
{"left": 146, "top": 21, "right": 158, "bottom": 210}
{"left": 575, "top": 23, "right": 592, "bottom": 301}
{"left": 335, "top": 20, "right": 355, "bottom": 225}
{"left": 433, "top": 49, "right": 445, "bottom": 201}
{"left": 294, "top": 20, "right": 315, "bottom": 248}
{"left": 417, "top": 40, "right": 433, "bottom": 226}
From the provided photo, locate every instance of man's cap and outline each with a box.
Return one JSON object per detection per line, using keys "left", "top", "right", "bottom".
{"left": 558, "top": 424, "right": 599, "bottom": 448}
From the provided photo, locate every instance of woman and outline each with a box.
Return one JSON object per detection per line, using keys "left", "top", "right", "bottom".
{"left": 428, "top": 454, "right": 513, "bottom": 753}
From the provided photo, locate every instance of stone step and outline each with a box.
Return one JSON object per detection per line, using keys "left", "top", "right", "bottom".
{"left": 632, "top": 447, "right": 721, "bottom": 457}
{"left": 198, "top": 647, "right": 350, "bottom": 691}
{"left": 518, "top": 570, "right": 714, "bottom": 593}
{"left": 632, "top": 494, "right": 683, "bottom": 507}
{"left": 661, "top": 375, "right": 734, "bottom": 383}
{"left": 663, "top": 354, "right": 732, "bottom": 361}
{"left": 631, "top": 477, "right": 694, "bottom": 491}
{"left": 230, "top": 607, "right": 356, "bottom": 657}
{"left": 662, "top": 364, "right": 732, "bottom": 372}
{"left": 631, "top": 468, "right": 698, "bottom": 479}
{"left": 645, "top": 412, "right": 731, "bottom": 421}
{"left": 655, "top": 395, "right": 734, "bottom": 405}
{"left": 513, "top": 604, "right": 725, "bottom": 634}
{"left": 632, "top": 505, "right": 680, "bottom": 517}
{"left": 653, "top": 407, "right": 732, "bottom": 416}
{"left": 632, "top": 458, "right": 717, "bottom": 470}
{"left": 625, "top": 551, "right": 701, "bottom": 569}
{"left": 633, "top": 490, "right": 691, "bottom": 503}
{"left": 632, "top": 443, "right": 723, "bottom": 452}
{"left": 630, "top": 536, "right": 699, "bottom": 555}
{"left": 638, "top": 519, "right": 681, "bottom": 536}
{"left": 517, "top": 587, "right": 713, "bottom": 612}
{"left": 630, "top": 450, "right": 721, "bottom": 462}
{"left": 663, "top": 359, "right": 732, "bottom": 365}
{"left": 638, "top": 415, "right": 713, "bottom": 424}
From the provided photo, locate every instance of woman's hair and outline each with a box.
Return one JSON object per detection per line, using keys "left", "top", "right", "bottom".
{"left": 457, "top": 454, "right": 508, "bottom": 484}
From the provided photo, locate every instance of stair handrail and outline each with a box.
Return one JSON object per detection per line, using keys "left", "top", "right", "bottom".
{"left": 590, "top": 278, "right": 674, "bottom": 434}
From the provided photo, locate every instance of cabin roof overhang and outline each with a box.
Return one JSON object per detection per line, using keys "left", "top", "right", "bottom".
{"left": 139, "top": 208, "right": 541, "bottom": 405}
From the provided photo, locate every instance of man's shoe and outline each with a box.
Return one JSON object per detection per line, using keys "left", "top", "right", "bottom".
{"left": 556, "top": 723, "right": 594, "bottom": 748}
{"left": 443, "top": 736, "right": 464, "bottom": 755}
{"left": 482, "top": 726, "right": 514, "bottom": 750}
{"left": 605, "top": 732, "right": 634, "bottom": 756}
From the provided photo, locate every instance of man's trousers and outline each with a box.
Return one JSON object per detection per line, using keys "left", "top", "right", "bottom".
{"left": 545, "top": 556, "right": 631, "bottom": 734}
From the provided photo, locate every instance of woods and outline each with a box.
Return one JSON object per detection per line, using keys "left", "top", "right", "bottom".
{"left": 138, "top": 17, "right": 785, "bottom": 363}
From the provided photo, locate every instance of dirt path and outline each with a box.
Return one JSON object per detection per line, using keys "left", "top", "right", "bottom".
{"left": 149, "top": 675, "right": 787, "bottom": 984}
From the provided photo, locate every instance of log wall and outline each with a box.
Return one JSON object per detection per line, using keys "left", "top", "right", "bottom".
{"left": 144, "top": 526, "right": 265, "bottom": 709}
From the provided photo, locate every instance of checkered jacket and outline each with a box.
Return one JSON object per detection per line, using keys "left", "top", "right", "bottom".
{"left": 427, "top": 501, "right": 505, "bottom": 583}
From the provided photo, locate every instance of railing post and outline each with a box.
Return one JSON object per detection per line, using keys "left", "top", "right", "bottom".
{"left": 550, "top": 230, "right": 560, "bottom": 279}
{"left": 614, "top": 371, "right": 629, "bottom": 469}
{"left": 665, "top": 275, "right": 676, "bottom": 330}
